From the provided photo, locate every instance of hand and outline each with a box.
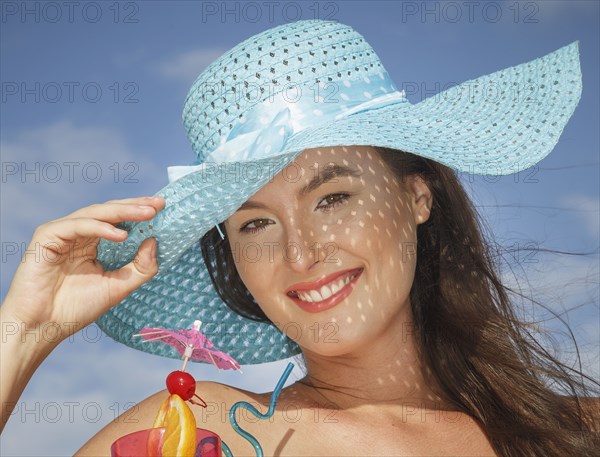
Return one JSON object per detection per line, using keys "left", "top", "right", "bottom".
{"left": 1, "top": 196, "right": 166, "bottom": 346}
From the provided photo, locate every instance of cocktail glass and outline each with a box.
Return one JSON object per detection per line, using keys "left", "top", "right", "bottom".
{"left": 111, "top": 426, "right": 222, "bottom": 457}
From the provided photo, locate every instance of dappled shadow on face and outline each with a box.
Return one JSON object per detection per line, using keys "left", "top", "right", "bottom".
{"left": 225, "top": 145, "right": 442, "bottom": 412}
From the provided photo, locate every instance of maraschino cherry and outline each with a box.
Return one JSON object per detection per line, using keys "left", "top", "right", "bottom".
{"left": 166, "top": 370, "right": 207, "bottom": 407}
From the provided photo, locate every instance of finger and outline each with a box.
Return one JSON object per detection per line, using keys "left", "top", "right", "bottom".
{"left": 103, "top": 195, "right": 166, "bottom": 206}
{"left": 103, "top": 237, "right": 159, "bottom": 309}
{"left": 34, "top": 217, "right": 129, "bottom": 247}
{"left": 59, "top": 200, "right": 166, "bottom": 225}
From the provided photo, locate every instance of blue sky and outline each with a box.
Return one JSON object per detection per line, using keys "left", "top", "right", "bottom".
{"left": 1, "top": 1, "right": 598, "bottom": 455}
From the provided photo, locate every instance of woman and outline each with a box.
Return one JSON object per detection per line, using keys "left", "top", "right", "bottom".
{"left": 2, "top": 20, "right": 598, "bottom": 456}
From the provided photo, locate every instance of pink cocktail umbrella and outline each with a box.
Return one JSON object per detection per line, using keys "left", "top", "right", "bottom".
{"left": 134, "top": 320, "right": 242, "bottom": 372}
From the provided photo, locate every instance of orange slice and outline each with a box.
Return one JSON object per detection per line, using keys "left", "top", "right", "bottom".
{"left": 148, "top": 393, "right": 197, "bottom": 457}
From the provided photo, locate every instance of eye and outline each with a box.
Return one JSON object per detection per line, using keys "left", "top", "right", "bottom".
{"left": 239, "top": 218, "right": 273, "bottom": 235}
{"left": 239, "top": 193, "right": 351, "bottom": 235}
{"left": 316, "top": 192, "right": 350, "bottom": 212}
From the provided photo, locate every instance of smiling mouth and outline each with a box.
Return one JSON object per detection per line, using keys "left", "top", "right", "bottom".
{"left": 287, "top": 269, "right": 363, "bottom": 303}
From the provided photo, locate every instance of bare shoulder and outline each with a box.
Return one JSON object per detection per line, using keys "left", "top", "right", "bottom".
{"left": 192, "top": 380, "right": 271, "bottom": 455}
{"left": 76, "top": 378, "right": 465, "bottom": 456}
{"left": 73, "top": 380, "right": 270, "bottom": 457}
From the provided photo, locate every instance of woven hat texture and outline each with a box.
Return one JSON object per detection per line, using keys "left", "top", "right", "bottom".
{"left": 96, "top": 20, "right": 582, "bottom": 365}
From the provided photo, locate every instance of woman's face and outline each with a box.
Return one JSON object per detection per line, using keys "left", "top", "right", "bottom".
{"left": 224, "top": 146, "right": 432, "bottom": 356}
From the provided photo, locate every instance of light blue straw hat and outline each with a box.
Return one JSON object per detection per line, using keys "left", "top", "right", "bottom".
{"left": 96, "top": 19, "right": 583, "bottom": 365}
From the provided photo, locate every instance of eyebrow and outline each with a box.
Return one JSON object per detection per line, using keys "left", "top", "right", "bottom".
{"left": 237, "top": 163, "right": 361, "bottom": 211}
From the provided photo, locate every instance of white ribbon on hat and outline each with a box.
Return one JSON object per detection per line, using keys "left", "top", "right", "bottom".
{"left": 166, "top": 71, "right": 408, "bottom": 239}
{"left": 168, "top": 71, "right": 408, "bottom": 182}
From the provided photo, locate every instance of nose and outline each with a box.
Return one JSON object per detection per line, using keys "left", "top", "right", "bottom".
{"left": 280, "top": 217, "right": 328, "bottom": 273}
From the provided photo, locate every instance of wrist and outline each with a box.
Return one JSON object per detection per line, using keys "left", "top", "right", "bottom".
{"left": 0, "top": 303, "right": 59, "bottom": 433}
{"left": 0, "top": 303, "right": 59, "bottom": 369}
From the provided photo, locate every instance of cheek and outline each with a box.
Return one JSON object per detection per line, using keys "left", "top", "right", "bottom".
{"left": 380, "top": 188, "right": 417, "bottom": 244}
{"left": 234, "top": 251, "right": 273, "bottom": 295}
{"left": 360, "top": 192, "right": 418, "bottom": 304}
{"left": 226, "top": 235, "right": 258, "bottom": 285}
{"left": 385, "top": 202, "right": 418, "bottom": 266}
{"left": 344, "top": 191, "right": 416, "bottom": 251}
{"left": 230, "top": 243, "right": 286, "bottom": 319}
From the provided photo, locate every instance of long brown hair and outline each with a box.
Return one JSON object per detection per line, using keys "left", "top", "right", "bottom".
{"left": 201, "top": 146, "right": 599, "bottom": 456}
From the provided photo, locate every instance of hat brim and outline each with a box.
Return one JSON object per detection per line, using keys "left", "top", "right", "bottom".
{"left": 96, "top": 40, "right": 582, "bottom": 365}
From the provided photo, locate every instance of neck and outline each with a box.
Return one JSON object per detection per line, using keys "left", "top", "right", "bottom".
{"left": 293, "top": 303, "right": 454, "bottom": 414}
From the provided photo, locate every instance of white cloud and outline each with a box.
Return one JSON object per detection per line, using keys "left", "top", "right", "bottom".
{"left": 558, "top": 194, "right": 599, "bottom": 240}
{"left": 156, "top": 48, "right": 229, "bottom": 85}
{"left": 1, "top": 119, "right": 162, "bottom": 228}
{"left": 1, "top": 120, "right": 163, "bottom": 297}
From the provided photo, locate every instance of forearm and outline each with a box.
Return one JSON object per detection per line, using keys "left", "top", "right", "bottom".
{"left": 0, "top": 302, "right": 56, "bottom": 433}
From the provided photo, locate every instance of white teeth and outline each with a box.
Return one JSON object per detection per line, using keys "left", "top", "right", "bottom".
{"left": 309, "top": 290, "right": 323, "bottom": 302}
{"left": 320, "top": 285, "right": 333, "bottom": 300}
{"left": 299, "top": 291, "right": 312, "bottom": 302}
{"left": 294, "top": 271, "right": 359, "bottom": 303}
{"left": 329, "top": 280, "right": 342, "bottom": 295}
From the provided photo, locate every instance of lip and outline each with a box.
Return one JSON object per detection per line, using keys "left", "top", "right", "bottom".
{"left": 286, "top": 267, "right": 363, "bottom": 294}
{"left": 286, "top": 268, "right": 363, "bottom": 314}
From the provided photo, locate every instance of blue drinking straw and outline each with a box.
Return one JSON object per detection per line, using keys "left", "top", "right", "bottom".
{"left": 221, "top": 362, "right": 295, "bottom": 457}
